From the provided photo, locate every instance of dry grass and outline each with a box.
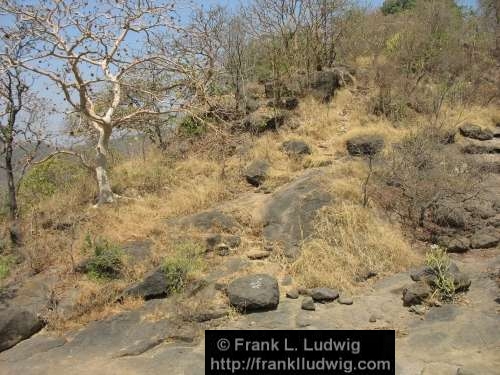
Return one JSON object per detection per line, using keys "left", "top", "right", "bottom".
{"left": 291, "top": 202, "right": 419, "bottom": 292}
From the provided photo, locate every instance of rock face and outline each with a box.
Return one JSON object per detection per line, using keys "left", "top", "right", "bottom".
{"left": 281, "top": 140, "right": 312, "bottom": 156}
{"left": 346, "top": 135, "right": 384, "bottom": 156}
{"left": 244, "top": 160, "right": 270, "bottom": 187}
{"left": 311, "top": 287, "right": 339, "bottom": 303}
{"left": 262, "top": 169, "right": 332, "bottom": 258}
{"left": 459, "top": 123, "right": 493, "bottom": 141}
{"left": 403, "top": 281, "right": 432, "bottom": 306}
{"left": 227, "top": 274, "right": 279, "bottom": 312}
{"left": 123, "top": 267, "right": 170, "bottom": 300}
{"left": 0, "top": 309, "right": 44, "bottom": 352}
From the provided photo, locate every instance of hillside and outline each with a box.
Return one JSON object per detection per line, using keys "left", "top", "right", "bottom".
{"left": 0, "top": 0, "right": 499, "bottom": 374}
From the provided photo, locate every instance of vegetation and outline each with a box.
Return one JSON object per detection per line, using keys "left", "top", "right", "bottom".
{"left": 162, "top": 241, "right": 205, "bottom": 295}
{"left": 425, "top": 245, "right": 456, "bottom": 301}
{"left": 83, "top": 236, "right": 124, "bottom": 280}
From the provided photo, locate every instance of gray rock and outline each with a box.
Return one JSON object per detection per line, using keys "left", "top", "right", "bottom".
{"left": 311, "top": 287, "right": 339, "bottom": 303}
{"left": 206, "top": 234, "right": 241, "bottom": 251}
{"left": 402, "top": 281, "right": 431, "bottom": 306}
{"left": 432, "top": 204, "right": 468, "bottom": 229}
{"left": 438, "top": 236, "right": 470, "bottom": 253}
{"left": 452, "top": 272, "right": 471, "bottom": 292}
{"left": 462, "top": 143, "right": 500, "bottom": 154}
{"left": 175, "top": 210, "right": 238, "bottom": 232}
{"left": 459, "top": 123, "right": 494, "bottom": 140}
{"left": 246, "top": 249, "right": 270, "bottom": 260}
{"left": 369, "top": 314, "right": 377, "bottom": 323}
{"left": 281, "top": 140, "right": 312, "bottom": 156}
{"left": 244, "top": 160, "right": 270, "bottom": 187}
{"left": 470, "top": 231, "right": 500, "bottom": 249}
{"left": 409, "top": 305, "right": 426, "bottom": 315}
{"left": 306, "top": 69, "right": 353, "bottom": 103}
{"left": 263, "top": 169, "right": 332, "bottom": 258}
{"left": 410, "top": 266, "right": 436, "bottom": 283}
{"left": 301, "top": 297, "right": 316, "bottom": 311}
{"left": 122, "top": 240, "right": 153, "bottom": 262}
{"left": 215, "top": 244, "right": 230, "bottom": 256}
{"left": 0, "top": 308, "right": 44, "bottom": 352}
{"left": 123, "top": 267, "right": 170, "bottom": 300}
{"left": 227, "top": 274, "right": 279, "bottom": 312}
{"left": 286, "top": 289, "right": 299, "bottom": 299}
{"left": 346, "top": 135, "right": 384, "bottom": 156}
{"left": 338, "top": 296, "right": 353, "bottom": 305}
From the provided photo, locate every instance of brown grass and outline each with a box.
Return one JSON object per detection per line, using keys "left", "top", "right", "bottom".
{"left": 291, "top": 202, "right": 419, "bottom": 292}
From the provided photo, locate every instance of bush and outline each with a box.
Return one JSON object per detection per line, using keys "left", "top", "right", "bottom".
{"left": 381, "top": 0, "right": 417, "bottom": 15}
{"left": 162, "top": 241, "right": 205, "bottom": 294}
{"left": 425, "top": 245, "right": 455, "bottom": 301}
{"left": 83, "top": 236, "right": 124, "bottom": 280}
{"left": 19, "top": 157, "right": 89, "bottom": 207}
{"left": 178, "top": 116, "right": 206, "bottom": 137}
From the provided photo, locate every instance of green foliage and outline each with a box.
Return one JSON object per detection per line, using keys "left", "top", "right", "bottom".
{"left": 381, "top": 0, "right": 417, "bottom": 15}
{"left": 162, "top": 241, "right": 205, "bottom": 294}
{"left": 178, "top": 116, "right": 206, "bottom": 137}
{"left": 19, "top": 157, "right": 88, "bottom": 207}
{"left": 0, "top": 255, "right": 15, "bottom": 280}
{"left": 425, "top": 245, "right": 455, "bottom": 301}
{"left": 83, "top": 236, "right": 124, "bottom": 280}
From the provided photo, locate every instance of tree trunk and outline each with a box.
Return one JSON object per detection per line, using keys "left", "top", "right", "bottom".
{"left": 5, "top": 140, "right": 17, "bottom": 221}
{"left": 95, "top": 124, "right": 114, "bottom": 205}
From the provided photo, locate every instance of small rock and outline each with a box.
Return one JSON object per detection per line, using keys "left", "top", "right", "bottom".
{"left": 438, "top": 236, "right": 470, "bottom": 253}
{"left": 409, "top": 305, "right": 426, "bottom": 315}
{"left": 346, "top": 135, "right": 384, "bottom": 156}
{"left": 459, "top": 123, "right": 493, "bottom": 140}
{"left": 246, "top": 249, "right": 270, "bottom": 260}
{"left": 227, "top": 274, "right": 279, "bottom": 312}
{"left": 402, "top": 281, "right": 431, "bottom": 307}
{"left": 410, "top": 266, "right": 437, "bottom": 283}
{"left": 453, "top": 272, "right": 471, "bottom": 292}
{"left": 301, "top": 297, "right": 316, "bottom": 311}
{"left": 281, "top": 140, "right": 312, "bottom": 156}
{"left": 123, "top": 267, "right": 170, "bottom": 300}
{"left": 456, "top": 368, "right": 474, "bottom": 375}
{"left": 206, "top": 234, "right": 241, "bottom": 251}
{"left": 311, "top": 287, "right": 339, "bottom": 303}
{"left": 244, "top": 160, "right": 270, "bottom": 187}
{"left": 286, "top": 289, "right": 299, "bottom": 299}
{"left": 369, "top": 314, "right": 377, "bottom": 323}
{"left": 338, "top": 296, "right": 353, "bottom": 305}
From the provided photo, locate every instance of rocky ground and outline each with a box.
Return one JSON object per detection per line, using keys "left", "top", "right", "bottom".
{"left": 0, "top": 248, "right": 498, "bottom": 375}
{"left": 1, "top": 117, "right": 499, "bottom": 375}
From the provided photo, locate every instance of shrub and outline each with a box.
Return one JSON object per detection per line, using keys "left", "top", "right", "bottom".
{"left": 178, "top": 116, "right": 206, "bottom": 137}
{"left": 83, "top": 236, "right": 124, "bottom": 280}
{"left": 425, "top": 245, "right": 455, "bottom": 301}
{"left": 381, "top": 0, "right": 417, "bottom": 15}
{"left": 162, "top": 241, "right": 205, "bottom": 294}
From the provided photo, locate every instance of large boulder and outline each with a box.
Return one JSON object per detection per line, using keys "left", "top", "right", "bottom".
{"left": 459, "top": 123, "right": 493, "bottom": 141}
{"left": 244, "top": 160, "right": 270, "bottom": 187}
{"left": 227, "top": 274, "right": 279, "bottom": 312}
{"left": 263, "top": 169, "right": 333, "bottom": 258}
{"left": 346, "top": 135, "right": 384, "bottom": 156}
{"left": 431, "top": 204, "right": 468, "bottom": 229}
{"left": 307, "top": 68, "right": 354, "bottom": 102}
{"left": 281, "top": 140, "right": 312, "bottom": 156}
{"left": 0, "top": 308, "right": 44, "bottom": 352}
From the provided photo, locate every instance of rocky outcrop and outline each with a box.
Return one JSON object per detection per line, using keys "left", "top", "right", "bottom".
{"left": 0, "top": 309, "right": 44, "bottom": 352}
{"left": 227, "top": 274, "right": 279, "bottom": 312}
{"left": 346, "top": 135, "right": 384, "bottom": 156}
{"left": 173, "top": 210, "right": 239, "bottom": 232}
{"left": 281, "top": 140, "right": 312, "bottom": 156}
{"left": 459, "top": 123, "right": 494, "bottom": 141}
{"left": 262, "top": 169, "right": 332, "bottom": 258}
{"left": 244, "top": 160, "right": 269, "bottom": 187}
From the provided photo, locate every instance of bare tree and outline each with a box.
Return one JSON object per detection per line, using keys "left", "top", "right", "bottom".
{"left": 0, "top": 35, "right": 47, "bottom": 229}
{"left": 0, "top": 0, "right": 179, "bottom": 205}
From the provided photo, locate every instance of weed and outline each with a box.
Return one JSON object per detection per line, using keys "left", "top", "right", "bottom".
{"left": 425, "top": 245, "right": 455, "bottom": 301}
{"left": 83, "top": 236, "right": 124, "bottom": 280}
